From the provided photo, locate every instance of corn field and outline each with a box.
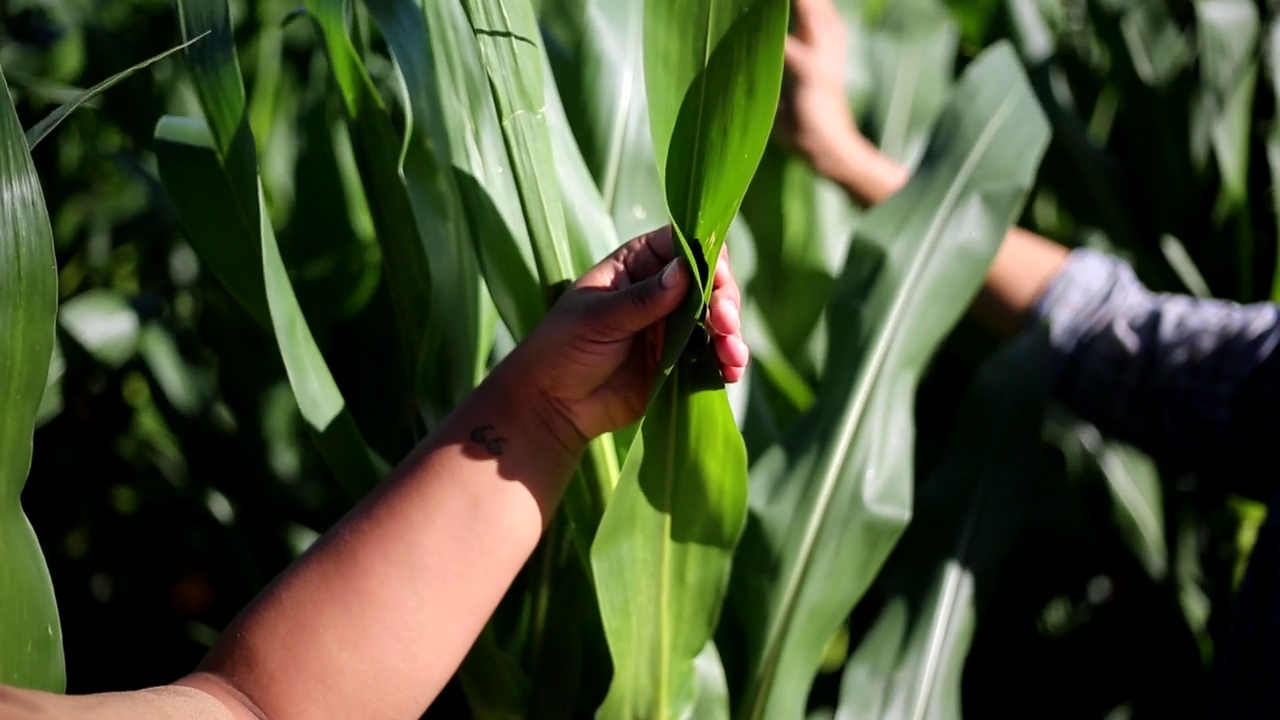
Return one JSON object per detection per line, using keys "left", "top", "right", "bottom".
{"left": 2, "top": 0, "right": 1277, "bottom": 717}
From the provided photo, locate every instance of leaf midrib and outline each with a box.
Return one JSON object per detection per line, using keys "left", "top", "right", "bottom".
{"left": 657, "top": 371, "right": 679, "bottom": 717}
{"left": 747, "top": 88, "right": 1021, "bottom": 720}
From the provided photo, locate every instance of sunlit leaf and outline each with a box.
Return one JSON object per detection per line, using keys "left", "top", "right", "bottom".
{"left": 461, "top": 0, "right": 577, "bottom": 296}
{"left": 645, "top": 0, "right": 789, "bottom": 305}
{"left": 591, "top": 348, "right": 748, "bottom": 720}
{"left": 363, "top": 0, "right": 496, "bottom": 422}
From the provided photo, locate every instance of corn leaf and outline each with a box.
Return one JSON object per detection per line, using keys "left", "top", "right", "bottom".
{"left": 644, "top": 0, "right": 789, "bottom": 305}
{"left": 1194, "top": 0, "right": 1258, "bottom": 296}
{"left": 833, "top": 331, "right": 1052, "bottom": 720}
{"left": 539, "top": 44, "right": 619, "bottom": 274}
{"left": 546, "top": 0, "right": 667, "bottom": 243}
{"left": 1049, "top": 414, "right": 1167, "bottom": 580}
{"left": 591, "top": 348, "right": 748, "bottom": 719}
{"left": 461, "top": 0, "right": 576, "bottom": 297}
{"left": 24, "top": 32, "right": 207, "bottom": 151}
{"left": 157, "top": 0, "right": 379, "bottom": 496}
{"left": 306, "top": 0, "right": 434, "bottom": 420}
{"left": 587, "top": 3, "right": 787, "bottom": 717}
{"left": 1267, "top": 15, "right": 1280, "bottom": 301}
{"left": 728, "top": 43, "right": 1050, "bottom": 720}
{"left": 362, "top": 0, "right": 495, "bottom": 420}
{"left": 0, "top": 62, "right": 64, "bottom": 692}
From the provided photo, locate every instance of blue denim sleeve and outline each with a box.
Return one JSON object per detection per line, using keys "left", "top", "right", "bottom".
{"left": 1029, "top": 248, "right": 1280, "bottom": 495}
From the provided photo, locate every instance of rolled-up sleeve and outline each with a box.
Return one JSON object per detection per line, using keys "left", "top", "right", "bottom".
{"left": 1030, "top": 248, "right": 1280, "bottom": 496}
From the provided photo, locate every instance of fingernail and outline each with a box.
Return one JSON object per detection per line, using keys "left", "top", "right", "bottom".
{"left": 660, "top": 259, "right": 680, "bottom": 288}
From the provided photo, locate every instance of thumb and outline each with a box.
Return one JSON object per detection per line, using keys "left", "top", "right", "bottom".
{"left": 592, "top": 259, "right": 690, "bottom": 337}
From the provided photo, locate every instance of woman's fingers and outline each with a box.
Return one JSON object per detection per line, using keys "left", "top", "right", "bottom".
{"left": 715, "top": 333, "right": 750, "bottom": 377}
{"left": 709, "top": 245, "right": 748, "bottom": 381}
{"left": 708, "top": 246, "right": 742, "bottom": 335}
{"left": 707, "top": 297, "right": 741, "bottom": 336}
{"left": 576, "top": 225, "right": 677, "bottom": 291}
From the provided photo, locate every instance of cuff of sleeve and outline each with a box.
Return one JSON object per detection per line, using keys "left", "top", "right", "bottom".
{"left": 1026, "top": 247, "right": 1137, "bottom": 377}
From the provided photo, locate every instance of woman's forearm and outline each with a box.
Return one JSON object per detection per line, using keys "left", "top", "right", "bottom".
{"left": 178, "top": 357, "right": 584, "bottom": 720}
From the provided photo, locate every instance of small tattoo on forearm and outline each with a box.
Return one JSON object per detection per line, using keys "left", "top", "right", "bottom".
{"left": 470, "top": 424, "right": 507, "bottom": 457}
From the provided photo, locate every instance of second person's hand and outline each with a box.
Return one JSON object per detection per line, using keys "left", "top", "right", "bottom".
{"left": 777, "top": 0, "right": 858, "bottom": 176}
{"left": 779, "top": 0, "right": 909, "bottom": 207}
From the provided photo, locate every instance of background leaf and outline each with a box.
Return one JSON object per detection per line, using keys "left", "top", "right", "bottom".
{"left": 728, "top": 43, "right": 1050, "bottom": 720}
{"left": 158, "top": 0, "right": 379, "bottom": 496}
{"left": 833, "top": 331, "right": 1052, "bottom": 720}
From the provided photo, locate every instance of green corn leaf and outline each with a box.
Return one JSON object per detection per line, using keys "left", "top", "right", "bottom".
{"left": 306, "top": 0, "right": 435, "bottom": 418}
{"left": 461, "top": 0, "right": 576, "bottom": 297}
{"left": 455, "top": 0, "right": 622, "bottom": 543}
{"left": 645, "top": 0, "right": 789, "bottom": 305}
{"left": 728, "top": 43, "right": 1050, "bottom": 720}
{"left": 588, "top": 3, "right": 787, "bottom": 716}
{"left": 539, "top": 43, "right": 619, "bottom": 274}
{"left": 833, "top": 331, "right": 1052, "bottom": 720}
{"left": 157, "top": 0, "right": 379, "bottom": 496}
{"left": 371, "top": 0, "right": 535, "bottom": 348}
{"left": 137, "top": 324, "right": 206, "bottom": 417}
{"left": 363, "top": 0, "right": 495, "bottom": 421}
{"left": 546, "top": 0, "right": 668, "bottom": 243}
{"left": 24, "top": 32, "right": 208, "bottom": 151}
{"left": 0, "top": 63, "right": 64, "bottom": 692}
{"left": 164, "top": 0, "right": 268, "bottom": 327}
{"left": 691, "top": 641, "right": 732, "bottom": 720}
{"left": 591, "top": 348, "right": 748, "bottom": 720}
{"left": 156, "top": 117, "right": 379, "bottom": 497}
{"left": 1266, "top": 15, "right": 1280, "bottom": 301}
{"left": 644, "top": 0, "right": 790, "bottom": 389}
{"left": 739, "top": 146, "right": 850, "bottom": 386}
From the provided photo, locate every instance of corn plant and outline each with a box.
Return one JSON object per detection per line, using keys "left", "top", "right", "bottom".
{"left": 12, "top": 0, "right": 1180, "bottom": 715}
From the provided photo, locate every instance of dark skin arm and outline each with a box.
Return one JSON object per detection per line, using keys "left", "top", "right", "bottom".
{"left": 0, "top": 227, "right": 748, "bottom": 720}
{"left": 778, "top": 0, "right": 1071, "bottom": 340}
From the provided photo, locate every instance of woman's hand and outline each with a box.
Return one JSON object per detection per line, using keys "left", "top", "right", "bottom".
{"left": 511, "top": 226, "right": 749, "bottom": 450}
